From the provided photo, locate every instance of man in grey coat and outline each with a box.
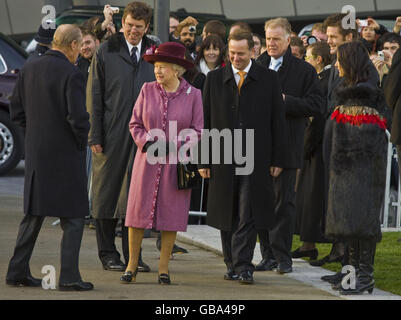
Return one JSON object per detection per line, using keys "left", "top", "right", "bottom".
{"left": 86, "top": 1, "right": 155, "bottom": 272}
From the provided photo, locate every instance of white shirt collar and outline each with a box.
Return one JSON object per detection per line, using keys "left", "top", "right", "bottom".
{"left": 125, "top": 39, "right": 142, "bottom": 61}
{"left": 231, "top": 59, "right": 252, "bottom": 76}
{"left": 199, "top": 59, "right": 219, "bottom": 75}
{"left": 269, "top": 55, "right": 283, "bottom": 70}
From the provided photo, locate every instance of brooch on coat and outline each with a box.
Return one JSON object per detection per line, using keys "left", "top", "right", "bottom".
{"left": 331, "top": 105, "right": 387, "bottom": 129}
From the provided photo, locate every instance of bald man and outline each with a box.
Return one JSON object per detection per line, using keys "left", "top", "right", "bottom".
{"left": 6, "top": 24, "right": 94, "bottom": 291}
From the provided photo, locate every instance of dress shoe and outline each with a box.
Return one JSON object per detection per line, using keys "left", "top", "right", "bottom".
{"left": 276, "top": 264, "right": 293, "bottom": 274}
{"left": 120, "top": 270, "right": 137, "bottom": 284}
{"left": 103, "top": 259, "right": 126, "bottom": 271}
{"left": 137, "top": 260, "right": 151, "bottom": 272}
{"left": 224, "top": 269, "right": 239, "bottom": 280}
{"left": 255, "top": 258, "right": 278, "bottom": 271}
{"left": 309, "top": 254, "right": 344, "bottom": 267}
{"left": 158, "top": 273, "right": 171, "bottom": 285}
{"left": 340, "top": 280, "right": 375, "bottom": 295}
{"left": 321, "top": 271, "right": 344, "bottom": 284}
{"left": 6, "top": 275, "right": 42, "bottom": 287}
{"left": 291, "top": 247, "right": 318, "bottom": 260}
{"left": 59, "top": 280, "right": 94, "bottom": 291}
{"left": 239, "top": 271, "right": 254, "bottom": 284}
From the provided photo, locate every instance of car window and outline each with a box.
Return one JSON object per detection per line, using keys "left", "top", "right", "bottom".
{"left": 0, "top": 39, "right": 26, "bottom": 72}
{"left": 0, "top": 55, "right": 6, "bottom": 74}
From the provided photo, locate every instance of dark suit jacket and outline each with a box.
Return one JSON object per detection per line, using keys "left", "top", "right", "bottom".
{"left": 257, "top": 47, "right": 325, "bottom": 168}
{"left": 10, "top": 50, "right": 90, "bottom": 218}
{"left": 384, "top": 48, "right": 401, "bottom": 145}
{"left": 200, "top": 61, "right": 288, "bottom": 231}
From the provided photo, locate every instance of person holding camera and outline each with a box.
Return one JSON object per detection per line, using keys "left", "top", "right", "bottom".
{"left": 175, "top": 16, "right": 199, "bottom": 60}
{"left": 372, "top": 33, "right": 401, "bottom": 86}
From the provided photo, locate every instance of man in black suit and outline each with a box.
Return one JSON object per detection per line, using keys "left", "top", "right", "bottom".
{"left": 256, "top": 18, "right": 324, "bottom": 274}
{"left": 6, "top": 24, "right": 93, "bottom": 291}
{"left": 199, "top": 30, "right": 288, "bottom": 284}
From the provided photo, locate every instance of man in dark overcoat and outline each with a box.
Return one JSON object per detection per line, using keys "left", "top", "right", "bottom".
{"left": 6, "top": 24, "right": 93, "bottom": 291}
{"left": 199, "top": 30, "right": 288, "bottom": 284}
{"left": 256, "top": 18, "right": 324, "bottom": 273}
{"left": 86, "top": 1, "right": 155, "bottom": 271}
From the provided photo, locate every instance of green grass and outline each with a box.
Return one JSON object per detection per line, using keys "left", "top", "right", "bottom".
{"left": 291, "top": 232, "right": 401, "bottom": 295}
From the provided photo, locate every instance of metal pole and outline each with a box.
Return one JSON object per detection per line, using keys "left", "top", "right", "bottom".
{"left": 154, "top": 0, "right": 169, "bottom": 43}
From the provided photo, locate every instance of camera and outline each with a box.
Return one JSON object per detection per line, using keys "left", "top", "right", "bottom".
{"left": 110, "top": 6, "right": 119, "bottom": 14}
{"left": 189, "top": 25, "right": 196, "bottom": 33}
{"left": 359, "top": 19, "right": 368, "bottom": 27}
{"left": 377, "top": 51, "right": 385, "bottom": 61}
{"left": 307, "top": 36, "right": 317, "bottom": 45}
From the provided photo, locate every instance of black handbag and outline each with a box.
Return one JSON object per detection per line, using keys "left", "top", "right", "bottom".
{"left": 177, "top": 161, "right": 201, "bottom": 190}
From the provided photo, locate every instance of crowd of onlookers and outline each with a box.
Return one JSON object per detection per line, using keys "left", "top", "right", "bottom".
{"left": 6, "top": 1, "right": 401, "bottom": 293}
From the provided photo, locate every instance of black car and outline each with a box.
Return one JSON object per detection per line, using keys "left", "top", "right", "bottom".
{"left": 0, "top": 33, "right": 27, "bottom": 175}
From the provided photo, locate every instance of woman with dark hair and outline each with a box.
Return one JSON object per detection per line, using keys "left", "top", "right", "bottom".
{"left": 323, "top": 41, "right": 389, "bottom": 295}
{"left": 196, "top": 34, "right": 225, "bottom": 75}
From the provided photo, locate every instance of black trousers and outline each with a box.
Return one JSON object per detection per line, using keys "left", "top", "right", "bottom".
{"left": 220, "top": 175, "right": 257, "bottom": 274}
{"left": 95, "top": 218, "right": 129, "bottom": 265}
{"left": 6, "top": 214, "right": 84, "bottom": 284}
{"left": 259, "top": 169, "right": 297, "bottom": 267}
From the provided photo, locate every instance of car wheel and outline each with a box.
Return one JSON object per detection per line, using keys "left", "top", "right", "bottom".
{"left": 0, "top": 110, "right": 23, "bottom": 175}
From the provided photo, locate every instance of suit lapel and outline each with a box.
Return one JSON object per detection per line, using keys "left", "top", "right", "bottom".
{"left": 223, "top": 64, "right": 237, "bottom": 91}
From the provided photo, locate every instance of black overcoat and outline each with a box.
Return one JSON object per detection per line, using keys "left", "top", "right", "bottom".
{"left": 295, "top": 67, "right": 331, "bottom": 242}
{"left": 384, "top": 48, "right": 401, "bottom": 146}
{"left": 10, "top": 50, "right": 90, "bottom": 218}
{"left": 200, "top": 62, "right": 288, "bottom": 232}
{"left": 86, "top": 33, "right": 156, "bottom": 219}
{"left": 256, "top": 47, "right": 325, "bottom": 169}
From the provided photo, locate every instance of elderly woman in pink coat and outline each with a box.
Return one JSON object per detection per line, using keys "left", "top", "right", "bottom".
{"left": 120, "top": 42, "right": 203, "bottom": 285}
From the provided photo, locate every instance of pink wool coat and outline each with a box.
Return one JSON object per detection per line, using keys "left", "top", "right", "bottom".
{"left": 125, "top": 79, "right": 203, "bottom": 231}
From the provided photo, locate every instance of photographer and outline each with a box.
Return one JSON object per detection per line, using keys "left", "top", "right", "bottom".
{"left": 371, "top": 33, "right": 401, "bottom": 86}
{"left": 90, "top": 4, "right": 118, "bottom": 42}
{"left": 301, "top": 23, "right": 328, "bottom": 47}
{"left": 175, "top": 16, "right": 199, "bottom": 60}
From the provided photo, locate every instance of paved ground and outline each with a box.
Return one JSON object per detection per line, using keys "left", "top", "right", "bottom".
{"left": 1, "top": 161, "right": 399, "bottom": 301}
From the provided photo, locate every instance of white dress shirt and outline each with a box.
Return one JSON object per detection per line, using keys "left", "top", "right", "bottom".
{"left": 231, "top": 59, "right": 252, "bottom": 86}
{"left": 125, "top": 39, "right": 142, "bottom": 62}
{"left": 269, "top": 55, "right": 283, "bottom": 71}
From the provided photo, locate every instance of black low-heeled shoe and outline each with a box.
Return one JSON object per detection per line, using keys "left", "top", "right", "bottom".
{"left": 158, "top": 273, "right": 171, "bottom": 285}
{"left": 291, "top": 247, "right": 318, "bottom": 260}
{"left": 120, "top": 270, "right": 137, "bottom": 284}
